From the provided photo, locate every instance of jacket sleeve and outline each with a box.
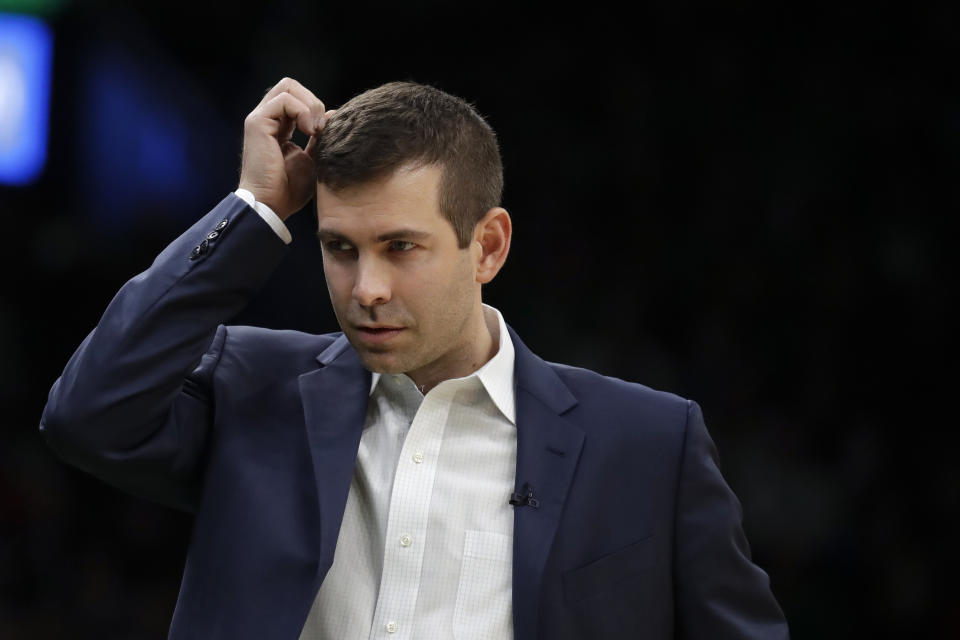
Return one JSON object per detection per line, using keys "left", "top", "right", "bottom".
{"left": 673, "top": 400, "right": 790, "bottom": 639}
{"left": 39, "top": 194, "right": 290, "bottom": 512}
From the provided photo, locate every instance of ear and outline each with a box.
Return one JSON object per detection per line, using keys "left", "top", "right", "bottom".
{"left": 473, "top": 207, "right": 512, "bottom": 284}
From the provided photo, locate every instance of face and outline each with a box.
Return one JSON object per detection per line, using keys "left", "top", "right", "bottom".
{"left": 316, "top": 163, "right": 482, "bottom": 378}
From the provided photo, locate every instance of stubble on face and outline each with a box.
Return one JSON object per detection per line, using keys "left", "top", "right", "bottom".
{"left": 355, "top": 247, "right": 478, "bottom": 377}
{"left": 318, "top": 163, "right": 493, "bottom": 389}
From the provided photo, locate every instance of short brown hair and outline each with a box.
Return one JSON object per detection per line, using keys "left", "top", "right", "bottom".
{"left": 315, "top": 81, "right": 503, "bottom": 248}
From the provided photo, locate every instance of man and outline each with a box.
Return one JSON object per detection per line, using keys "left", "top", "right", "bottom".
{"left": 40, "top": 78, "right": 789, "bottom": 639}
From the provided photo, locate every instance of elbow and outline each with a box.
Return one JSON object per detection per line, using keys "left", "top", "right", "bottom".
{"left": 38, "top": 376, "right": 101, "bottom": 464}
{"left": 39, "top": 378, "right": 80, "bottom": 459}
{"left": 40, "top": 377, "right": 69, "bottom": 439}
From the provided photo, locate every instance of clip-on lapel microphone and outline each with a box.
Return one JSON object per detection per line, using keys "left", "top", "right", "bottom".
{"left": 509, "top": 482, "right": 540, "bottom": 509}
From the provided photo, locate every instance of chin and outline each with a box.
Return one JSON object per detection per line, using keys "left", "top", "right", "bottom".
{"left": 355, "top": 350, "right": 407, "bottom": 375}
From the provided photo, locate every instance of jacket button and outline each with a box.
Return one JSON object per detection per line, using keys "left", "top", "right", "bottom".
{"left": 214, "top": 219, "right": 229, "bottom": 231}
{"left": 207, "top": 230, "right": 220, "bottom": 240}
{"left": 189, "top": 239, "right": 210, "bottom": 260}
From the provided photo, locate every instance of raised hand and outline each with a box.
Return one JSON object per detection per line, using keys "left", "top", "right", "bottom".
{"left": 238, "top": 77, "right": 332, "bottom": 220}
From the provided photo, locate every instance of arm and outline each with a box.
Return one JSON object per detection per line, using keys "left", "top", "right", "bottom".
{"left": 673, "top": 400, "right": 790, "bottom": 639}
{"left": 40, "top": 195, "right": 289, "bottom": 511}
{"left": 39, "top": 77, "right": 332, "bottom": 512}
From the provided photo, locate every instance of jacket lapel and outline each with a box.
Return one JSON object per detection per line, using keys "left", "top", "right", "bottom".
{"left": 508, "top": 326, "right": 584, "bottom": 640}
{"left": 298, "top": 335, "right": 370, "bottom": 577}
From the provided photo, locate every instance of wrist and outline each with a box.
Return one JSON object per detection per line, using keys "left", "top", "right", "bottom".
{"left": 234, "top": 189, "right": 292, "bottom": 245}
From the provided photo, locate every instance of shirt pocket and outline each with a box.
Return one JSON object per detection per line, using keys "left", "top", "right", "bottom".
{"left": 452, "top": 529, "right": 513, "bottom": 640}
{"left": 562, "top": 534, "right": 657, "bottom": 605}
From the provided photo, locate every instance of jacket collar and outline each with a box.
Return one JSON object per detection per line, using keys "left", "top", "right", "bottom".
{"left": 508, "top": 324, "right": 578, "bottom": 415}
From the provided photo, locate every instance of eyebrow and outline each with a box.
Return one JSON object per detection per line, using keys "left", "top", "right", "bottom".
{"left": 316, "top": 228, "right": 432, "bottom": 243}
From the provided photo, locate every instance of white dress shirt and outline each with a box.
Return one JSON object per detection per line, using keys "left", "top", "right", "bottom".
{"left": 299, "top": 305, "right": 517, "bottom": 640}
{"left": 233, "top": 190, "right": 517, "bottom": 639}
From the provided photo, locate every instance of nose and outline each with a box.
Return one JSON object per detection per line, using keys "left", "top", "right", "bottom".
{"left": 352, "top": 257, "right": 392, "bottom": 308}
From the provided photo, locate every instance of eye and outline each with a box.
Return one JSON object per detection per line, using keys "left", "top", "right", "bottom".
{"left": 325, "top": 240, "right": 355, "bottom": 252}
{"left": 389, "top": 240, "right": 417, "bottom": 252}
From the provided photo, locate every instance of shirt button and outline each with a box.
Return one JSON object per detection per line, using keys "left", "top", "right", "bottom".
{"left": 399, "top": 534, "right": 412, "bottom": 547}
{"left": 412, "top": 451, "right": 424, "bottom": 464}
{"left": 385, "top": 621, "right": 398, "bottom": 633}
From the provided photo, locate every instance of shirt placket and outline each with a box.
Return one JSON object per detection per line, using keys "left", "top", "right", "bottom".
{"left": 369, "top": 384, "right": 455, "bottom": 639}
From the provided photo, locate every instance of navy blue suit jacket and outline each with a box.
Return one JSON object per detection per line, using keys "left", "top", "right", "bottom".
{"left": 40, "top": 194, "right": 789, "bottom": 639}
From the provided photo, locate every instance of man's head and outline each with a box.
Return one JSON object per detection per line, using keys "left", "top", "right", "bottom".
{"left": 313, "top": 82, "right": 511, "bottom": 385}
{"left": 314, "top": 81, "right": 503, "bottom": 248}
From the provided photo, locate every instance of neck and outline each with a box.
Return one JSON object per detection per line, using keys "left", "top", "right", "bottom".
{"left": 408, "top": 305, "right": 499, "bottom": 394}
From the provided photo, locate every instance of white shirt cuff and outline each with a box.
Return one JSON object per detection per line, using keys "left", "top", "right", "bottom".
{"left": 234, "top": 188, "right": 292, "bottom": 245}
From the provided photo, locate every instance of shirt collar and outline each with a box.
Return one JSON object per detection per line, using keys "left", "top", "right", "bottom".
{"left": 368, "top": 304, "right": 516, "bottom": 425}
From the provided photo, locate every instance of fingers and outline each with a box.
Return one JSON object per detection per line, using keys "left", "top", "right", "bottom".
{"left": 304, "top": 110, "right": 338, "bottom": 157}
{"left": 251, "top": 92, "right": 316, "bottom": 142}
{"left": 304, "top": 134, "right": 319, "bottom": 158}
{"left": 257, "top": 77, "right": 326, "bottom": 132}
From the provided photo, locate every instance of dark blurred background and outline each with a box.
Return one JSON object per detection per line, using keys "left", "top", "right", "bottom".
{"left": 1, "top": 0, "right": 956, "bottom": 637}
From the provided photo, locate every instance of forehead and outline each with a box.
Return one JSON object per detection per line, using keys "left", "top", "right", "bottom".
{"left": 315, "top": 163, "right": 447, "bottom": 235}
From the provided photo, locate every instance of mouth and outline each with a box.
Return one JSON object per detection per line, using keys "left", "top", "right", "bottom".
{"left": 353, "top": 325, "right": 406, "bottom": 344}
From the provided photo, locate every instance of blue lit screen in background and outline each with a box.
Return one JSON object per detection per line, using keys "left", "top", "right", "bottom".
{"left": 83, "top": 52, "right": 191, "bottom": 217}
{"left": 0, "top": 12, "right": 52, "bottom": 186}
{"left": 77, "top": 42, "right": 227, "bottom": 229}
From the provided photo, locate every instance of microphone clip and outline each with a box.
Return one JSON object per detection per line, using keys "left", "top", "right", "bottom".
{"left": 509, "top": 483, "right": 540, "bottom": 509}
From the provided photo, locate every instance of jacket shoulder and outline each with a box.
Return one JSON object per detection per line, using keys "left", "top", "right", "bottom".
{"left": 223, "top": 324, "right": 341, "bottom": 349}
{"left": 548, "top": 360, "right": 689, "bottom": 411}
{"left": 546, "top": 361, "right": 693, "bottom": 443}
{"left": 217, "top": 325, "right": 342, "bottom": 374}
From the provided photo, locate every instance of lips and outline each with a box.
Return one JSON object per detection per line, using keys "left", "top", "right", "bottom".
{"left": 354, "top": 325, "right": 405, "bottom": 344}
